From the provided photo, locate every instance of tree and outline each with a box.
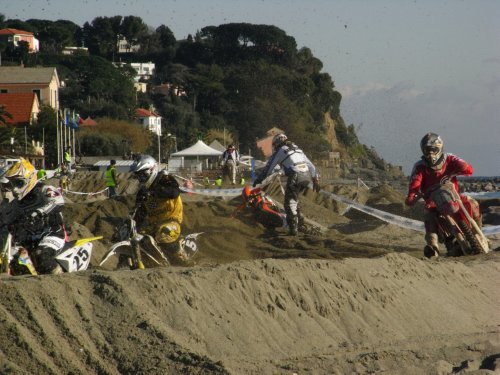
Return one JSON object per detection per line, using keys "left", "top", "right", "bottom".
{"left": 156, "top": 25, "right": 176, "bottom": 48}
{"left": 53, "top": 55, "right": 135, "bottom": 119}
{"left": 26, "top": 19, "right": 80, "bottom": 53}
{"left": 30, "top": 106, "right": 58, "bottom": 167}
{"left": 78, "top": 118, "right": 151, "bottom": 156}
{"left": 83, "top": 16, "right": 122, "bottom": 57}
{"left": 121, "top": 16, "right": 148, "bottom": 45}
{"left": 0, "top": 105, "right": 13, "bottom": 126}
{"left": 204, "top": 128, "right": 234, "bottom": 147}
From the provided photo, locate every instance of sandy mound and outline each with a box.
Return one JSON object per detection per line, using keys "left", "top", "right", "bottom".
{"left": 0, "top": 171, "right": 499, "bottom": 374}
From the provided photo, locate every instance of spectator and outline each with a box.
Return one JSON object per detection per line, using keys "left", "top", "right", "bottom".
{"left": 222, "top": 144, "right": 240, "bottom": 185}
{"left": 64, "top": 147, "right": 72, "bottom": 171}
{"left": 105, "top": 160, "right": 118, "bottom": 198}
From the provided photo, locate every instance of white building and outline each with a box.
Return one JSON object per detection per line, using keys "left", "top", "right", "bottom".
{"left": 134, "top": 108, "right": 161, "bottom": 136}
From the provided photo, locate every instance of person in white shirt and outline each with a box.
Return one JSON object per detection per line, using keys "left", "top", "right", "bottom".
{"left": 222, "top": 144, "right": 240, "bottom": 185}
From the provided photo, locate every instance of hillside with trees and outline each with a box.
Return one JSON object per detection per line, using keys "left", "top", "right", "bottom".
{"left": 0, "top": 14, "right": 403, "bottom": 178}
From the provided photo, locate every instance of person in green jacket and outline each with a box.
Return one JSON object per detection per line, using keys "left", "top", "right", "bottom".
{"left": 64, "top": 147, "right": 72, "bottom": 170}
{"left": 214, "top": 175, "right": 223, "bottom": 188}
{"left": 37, "top": 168, "right": 47, "bottom": 181}
{"left": 105, "top": 160, "right": 118, "bottom": 198}
{"left": 203, "top": 175, "right": 210, "bottom": 188}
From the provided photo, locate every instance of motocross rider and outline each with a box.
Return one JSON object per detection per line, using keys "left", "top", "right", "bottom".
{"left": 129, "top": 154, "right": 187, "bottom": 266}
{"left": 0, "top": 158, "right": 67, "bottom": 274}
{"left": 253, "top": 133, "right": 320, "bottom": 235}
{"left": 405, "top": 132, "right": 481, "bottom": 258}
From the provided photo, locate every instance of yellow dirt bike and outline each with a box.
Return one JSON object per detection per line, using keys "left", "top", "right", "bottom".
{"left": 99, "top": 211, "right": 203, "bottom": 269}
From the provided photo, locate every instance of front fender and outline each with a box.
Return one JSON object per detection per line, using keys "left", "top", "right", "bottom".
{"left": 99, "top": 241, "right": 132, "bottom": 266}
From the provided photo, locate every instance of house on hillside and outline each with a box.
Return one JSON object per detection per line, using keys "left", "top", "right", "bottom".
{"left": 114, "top": 61, "right": 155, "bottom": 82}
{"left": 152, "top": 83, "right": 186, "bottom": 97}
{"left": 62, "top": 46, "right": 89, "bottom": 55}
{"left": 256, "top": 127, "right": 284, "bottom": 158}
{"left": 0, "top": 28, "right": 39, "bottom": 53}
{"left": 0, "top": 92, "right": 40, "bottom": 126}
{"left": 117, "top": 35, "right": 140, "bottom": 54}
{"left": 130, "top": 62, "right": 155, "bottom": 81}
{"left": 0, "top": 66, "right": 60, "bottom": 110}
{"left": 134, "top": 108, "right": 161, "bottom": 136}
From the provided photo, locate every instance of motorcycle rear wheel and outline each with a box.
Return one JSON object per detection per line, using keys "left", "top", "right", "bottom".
{"left": 457, "top": 220, "right": 482, "bottom": 255}
{"left": 444, "top": 237, "right": 463, "bottom": 257}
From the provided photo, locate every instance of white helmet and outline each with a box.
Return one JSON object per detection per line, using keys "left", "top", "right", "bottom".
{"left": 130, "top": 154, "right": 158, "bottom": 189}
{"left": 272, "top": 133, "right": 288, "bottom": 151}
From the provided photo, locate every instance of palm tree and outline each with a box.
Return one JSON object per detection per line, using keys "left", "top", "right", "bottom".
{"left": 204, "top": 128, "right": 235, "bottom": 147}
{"left": 0, "top": 105, "right": 15, "bottom": 152}
{"left": 0, "top": 104, "right": 13, "bottom": 126}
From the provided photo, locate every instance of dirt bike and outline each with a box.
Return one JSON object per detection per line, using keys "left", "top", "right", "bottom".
{"left": 99, "top": 211, "right": 203, "bottom": 269}
{"left": 236, "top": 185, "right": 323, "bottom": 235}
{"left": 424, "top": 180, "right": 489, "bottom": 256}
{"left": 236, "top": 186, "right": 287, "bottom": 230}
{"left": 0, "top": 224, "right": 102, "bottom": 275}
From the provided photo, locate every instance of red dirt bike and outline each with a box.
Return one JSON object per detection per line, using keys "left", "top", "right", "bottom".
{"left": 423, "top": 180, "right": 489, "bottom": 257}
{"left": 235, "top": 186, "right": 287, "bottom": 230}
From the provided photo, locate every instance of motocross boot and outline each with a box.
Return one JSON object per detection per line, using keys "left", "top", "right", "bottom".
{"left": 297, "top": 213, "right": 306, "bottom": 233}
{"left": 50, "top": 264, "right": 63, "bottom": 274}
{"left": 288, "top": 216, "right": 298, "bottom": 236}
{"left": 424, "top": 232, "right": 440, "bottom": 258}
{"left": 164, "top": 242, "right": 189, "bottom": 266}
{"left": 423, "top": 245, "right": 440, "bottom": 259}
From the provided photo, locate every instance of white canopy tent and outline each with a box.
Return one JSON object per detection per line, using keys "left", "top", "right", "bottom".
{"left": 169, "top": 140, "right": 222, "bottom": 171}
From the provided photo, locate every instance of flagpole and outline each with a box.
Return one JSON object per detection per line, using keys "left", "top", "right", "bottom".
{"left": 56, "top": 111, "right": 60, "bottom": 165}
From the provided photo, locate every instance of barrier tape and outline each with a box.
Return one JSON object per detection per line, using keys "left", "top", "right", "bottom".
{"left": 319, "top": 190, "right": 500, "bottom": 236}
{"left": 180, "top": 187, "right": 242, "bottom": 197}
{"left": 62, "top": 187, "right": 109, "bottom": 196}
{"left": 464, "top": 191, "right": 500, "bottom": 200}
{"left": 319, "top": 190, "right": 426, "bottom": 232}
{"left": 180, "top": 176, "right": 500, "bottom": 236}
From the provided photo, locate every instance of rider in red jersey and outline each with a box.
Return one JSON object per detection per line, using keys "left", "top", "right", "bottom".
{"left": 405, "top": 133, "right": 480, "bottom": 258}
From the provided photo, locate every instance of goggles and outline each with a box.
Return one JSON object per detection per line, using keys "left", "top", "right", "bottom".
{"left": 134, "top": 170, "right": 151, "bottom": 182}
{"left": 424, "top": 146, "right": 440, "bottom": 155}
{"left": 9, "top": 178, "right": 26, "bottom": 189}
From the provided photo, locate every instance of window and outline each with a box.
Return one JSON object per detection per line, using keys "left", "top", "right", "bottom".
{"left": 0, "top": 89, "right": 7, "bottom": 93}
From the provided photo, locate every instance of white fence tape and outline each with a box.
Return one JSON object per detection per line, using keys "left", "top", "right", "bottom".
{"left": 180, "top": 187, "right": 242, "bottom": 197}
{"left": 464, "top": 191, "right": 500, "bottom": 200}
{"left": 63, "top": 187, "right": 109, "bottom": 196}
{"left": 319, "top": 190, "right": 426, "bottom": 232}
{"left": 179, "top": 185, "right": 500, "bottom": 236}
{"left": 319, "top": 190, "right": 500, "bottom": 236}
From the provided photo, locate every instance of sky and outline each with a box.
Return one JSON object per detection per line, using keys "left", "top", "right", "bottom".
{"left": 3, "top": 0, "right": 500, "bottom": 175}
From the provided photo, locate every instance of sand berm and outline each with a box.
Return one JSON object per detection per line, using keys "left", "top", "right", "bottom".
{"left": 0, "top": 171, "right": 499, "bottom": 375}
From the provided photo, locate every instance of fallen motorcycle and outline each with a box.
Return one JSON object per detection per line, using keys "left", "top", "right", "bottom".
{"left": 424, "top": 181, "right": 489, "bottom": 256}
{"left": 235, "top": 185, "right": 323, "bottom": 235}
{"left": 235, "top": 186, "right": 287, "bottom": 230}
{"left": 99, "top": 212, "right": 202, "bottom": 269}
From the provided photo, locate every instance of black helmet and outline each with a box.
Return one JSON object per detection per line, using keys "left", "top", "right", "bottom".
{"left": 420, "top": 132, "right": 444, "bottom": 169}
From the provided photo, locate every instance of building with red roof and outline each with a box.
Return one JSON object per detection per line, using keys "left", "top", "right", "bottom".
{"left": 134, "top": 108, "right": 162, "bottom": 136}
{"left": 0, "top": 28, "right": 39, "bottom": 53}
{"left": 0, "top": 92, "right": 40, "bottom": 127}
{"left": 256, "top": 127, "right": 284, "bottom": 157}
